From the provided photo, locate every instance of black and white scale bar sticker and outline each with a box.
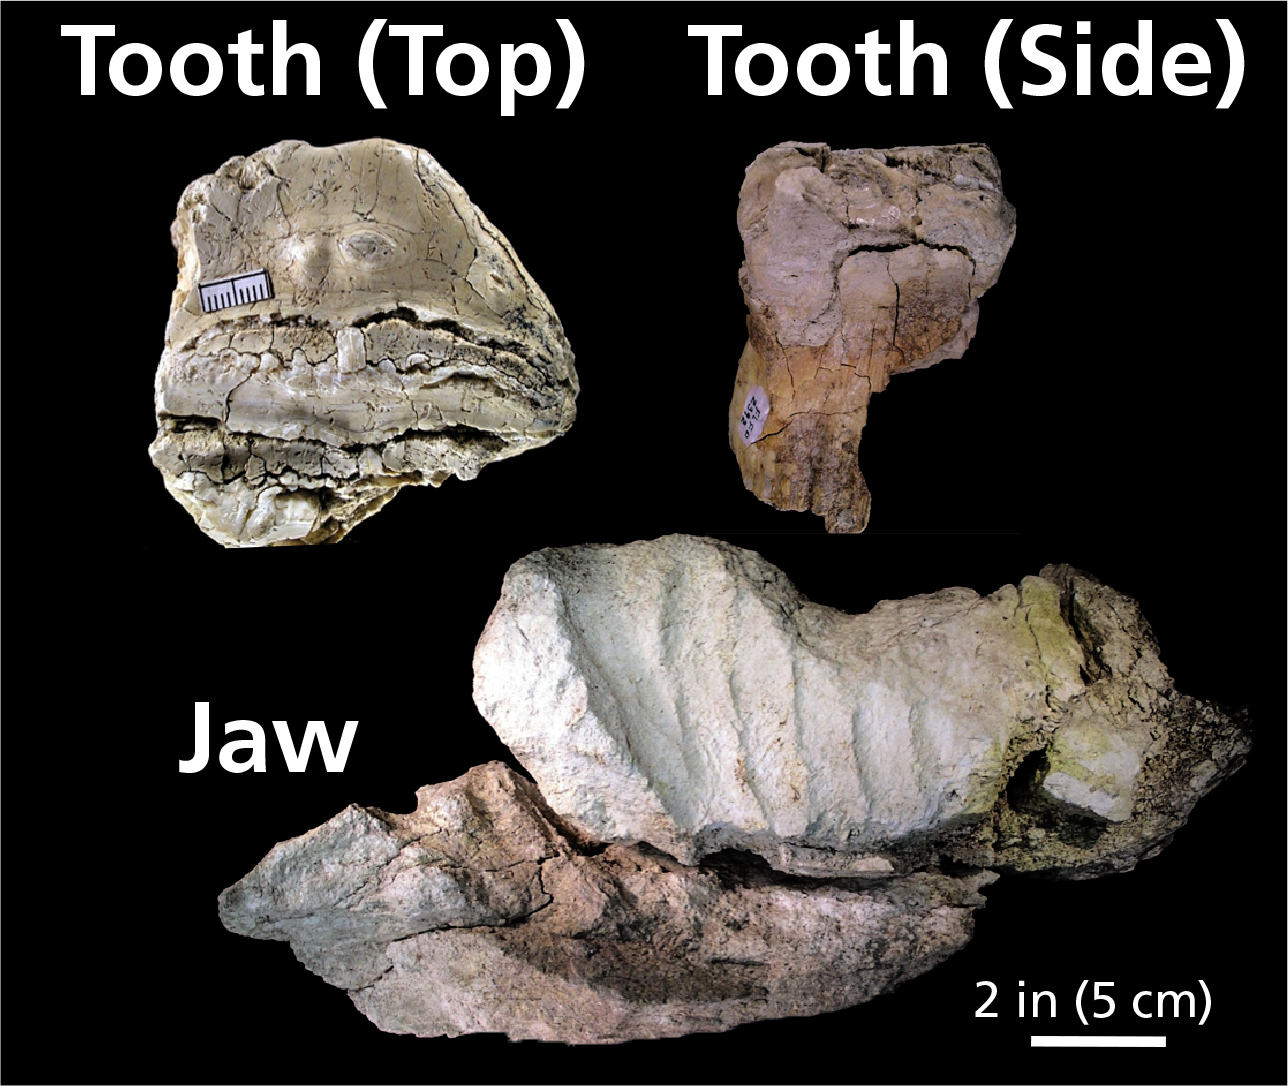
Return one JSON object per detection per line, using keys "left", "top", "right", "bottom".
{"left": 198, "top": 270, "right": 274, "bottom": 314}
{"left": 1030, "top": 1037, "right": 1166, "bottom": 1048}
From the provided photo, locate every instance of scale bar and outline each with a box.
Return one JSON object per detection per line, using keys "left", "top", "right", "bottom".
{"left": 1031, "top": 1036, "right": 1165, "bottom": 1048}
{"left": 199, "top": 269, "right": 273, "bottom": 314}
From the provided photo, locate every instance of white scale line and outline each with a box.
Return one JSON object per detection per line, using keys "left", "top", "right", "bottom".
{"left": 1031, "top": 1036, "right": 1166, "bottom": 1048}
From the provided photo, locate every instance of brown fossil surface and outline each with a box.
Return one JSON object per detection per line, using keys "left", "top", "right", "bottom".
{"left": 729, "top": 142, "right": 1016, "bottom": 532}
{"left": 219, "top": 761, "right": 996, "bottom": 1043}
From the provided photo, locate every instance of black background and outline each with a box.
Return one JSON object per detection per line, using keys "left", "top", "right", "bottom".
{"left": 8, "top": 4, "right": 1284, "bottom": 1083}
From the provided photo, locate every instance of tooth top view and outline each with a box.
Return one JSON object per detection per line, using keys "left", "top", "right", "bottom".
{"left": 150, "top": 138, "right": 578, "bottom": 547}
{"left": 163, "top": 138, "right": 571, "bottom": 358}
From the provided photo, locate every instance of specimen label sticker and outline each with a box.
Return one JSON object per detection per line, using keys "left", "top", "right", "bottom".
{"left": 739, "top": 386, "right": 769, "bottom": 445}
{"left": 199, "top": 269, "right": 274, "bottom": 314}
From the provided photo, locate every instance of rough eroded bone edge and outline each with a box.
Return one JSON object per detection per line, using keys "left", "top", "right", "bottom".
{"left": 218, "top": 760, "right": 1001, "bottom": 1043}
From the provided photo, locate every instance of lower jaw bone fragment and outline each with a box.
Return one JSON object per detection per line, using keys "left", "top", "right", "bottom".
{"left": 729, "top": 142, "right": 1017, "bottom": 532}
{"left": 150, "top": 139, "right": 577, "bottom": 546}
{"left": 219, "top": 536, "right": 1249, "bottom": 1042}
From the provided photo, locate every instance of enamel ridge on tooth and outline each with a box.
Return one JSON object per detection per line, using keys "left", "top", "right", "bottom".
{"left": 150, "top": 138, "right": 578, "bottom": 546}
{"left": 473, "top": 537, "right": 1247, "bottom": 878}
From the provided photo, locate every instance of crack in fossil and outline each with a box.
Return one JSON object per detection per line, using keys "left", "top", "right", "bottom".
{"left": 181, "top": 312, "right": 549, "bottom": 366}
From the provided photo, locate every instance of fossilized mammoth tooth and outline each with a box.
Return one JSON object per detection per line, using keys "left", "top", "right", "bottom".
{"left": 729, "top": 142, "right": 1016, "bottom": 533}
{"left": 150, "top": 138, "right": 578, "bottom": 546}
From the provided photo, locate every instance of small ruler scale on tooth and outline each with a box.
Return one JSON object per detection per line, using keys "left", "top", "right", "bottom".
{"left": 199, "top": 269, "right": 274, "bottom": 314}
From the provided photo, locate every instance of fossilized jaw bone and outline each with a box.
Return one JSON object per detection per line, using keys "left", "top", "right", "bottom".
{"left": 729, "top": 142, "right": 1017, "bottom": 533}
{"left": 219, "top": 760, "right": 997, "bottom": 1043}
{"left": 217, "top": 541, "right": 1248, "bottom": 1044}
{"left": 150, "top": 139, "right": 578, "bottom": 546}
{"left": 473, "top": 536, "right": 1248, "bottom": 878}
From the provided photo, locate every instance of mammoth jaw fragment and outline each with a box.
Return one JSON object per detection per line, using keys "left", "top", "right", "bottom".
{"left": 215, "top": 538, "right": 1249, "bottom": 1044}
{"left": 150, "top": 138, "right": 578, "bottom": 546}
{"left": 729, "top": 141, "right": 1017, "bottom": 533}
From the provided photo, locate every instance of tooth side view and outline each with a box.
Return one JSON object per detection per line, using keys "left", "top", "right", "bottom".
{"left": 729, "top": 142, "right": 1017, "bottom": 532}
{"left": 150, "top": 138, "right": 578, "bottom": 546}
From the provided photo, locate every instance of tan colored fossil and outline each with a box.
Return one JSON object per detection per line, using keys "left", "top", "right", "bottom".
{"left": 729, "top": 142, "right": 1016, "bottom": 532}
{"left": 150, "top": 139, "right": 577, "bottom": 546}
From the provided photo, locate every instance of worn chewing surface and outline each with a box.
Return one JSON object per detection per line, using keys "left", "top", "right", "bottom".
{"left": 151, "top": 138, "right": 577, "bottom": 546}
